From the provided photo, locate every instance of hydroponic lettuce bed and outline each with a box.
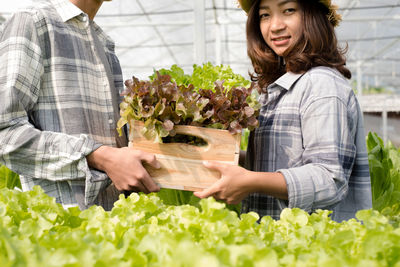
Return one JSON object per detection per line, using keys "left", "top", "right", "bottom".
{"left": 1, "top": 186, "right": 400, "bottom": 267}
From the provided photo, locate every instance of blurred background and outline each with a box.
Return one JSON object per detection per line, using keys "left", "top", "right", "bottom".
{"left": 1, "top": 0, "right": 399, "bottom": 145}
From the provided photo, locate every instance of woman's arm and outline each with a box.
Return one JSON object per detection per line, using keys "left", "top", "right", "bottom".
{"left": 194, "top": 162, "right": 288, "bottom": 204}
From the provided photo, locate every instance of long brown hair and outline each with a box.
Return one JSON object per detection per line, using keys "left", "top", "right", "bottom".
{"left": 247, "top": 0, "right": 351, "bottom": 89}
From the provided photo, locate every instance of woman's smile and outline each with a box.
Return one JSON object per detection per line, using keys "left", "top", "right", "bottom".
{"left": 259, "top": 0, "right": 302, "bottom": 57}
{"left": 271, "top": 35, "right": 291, "bottom": 46}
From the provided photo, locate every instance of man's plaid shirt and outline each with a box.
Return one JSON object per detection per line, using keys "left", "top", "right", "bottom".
{"left": 0, "top": 0, "right": 127, "bottom": 210}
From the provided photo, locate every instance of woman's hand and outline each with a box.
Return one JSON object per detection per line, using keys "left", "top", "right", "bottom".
{"left": 193, "top": 161, "right": 253, "bottom": 204}
{"left": 194, "top": 161, "right": 288, "bottom": 204}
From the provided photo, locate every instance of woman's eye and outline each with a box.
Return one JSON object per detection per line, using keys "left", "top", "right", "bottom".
{"left": 259, "top": 13, "right": 270, "bottom": 19}
{"left": 284, "top": 8, "right": 296, "bottom": 14}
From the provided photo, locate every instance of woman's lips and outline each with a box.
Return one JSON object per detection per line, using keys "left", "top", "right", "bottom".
{"left": 271, "top": 36, "right": 290, "bottom": 46}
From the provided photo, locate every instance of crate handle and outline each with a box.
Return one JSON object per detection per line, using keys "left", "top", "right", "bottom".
{"left": 172, "top": 125, "right": 212, "bottom": 152}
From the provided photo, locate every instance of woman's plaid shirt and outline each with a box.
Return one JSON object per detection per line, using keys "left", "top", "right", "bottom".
{"left": 243, "top": 67, "right": 372, "bottom": 222}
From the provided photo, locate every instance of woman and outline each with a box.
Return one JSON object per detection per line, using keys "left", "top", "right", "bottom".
{"left": 194, "top": 0, "right": 372, "bottom": 222}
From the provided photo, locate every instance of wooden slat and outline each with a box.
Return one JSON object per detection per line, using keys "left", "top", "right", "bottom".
{"left": 129, "top": 120, "right": 241, "bottom": 191}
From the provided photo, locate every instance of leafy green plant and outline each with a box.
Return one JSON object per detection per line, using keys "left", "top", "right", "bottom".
{"left": 240, "top": 128, "right": 250, "bottom": 151}
{"left": 366, "top": 132, "right": 400, "bottom": 226}
{"left": 149, "top": 63, "right": 251, "bottom": 92}
{"left": 0, "top": 165, "right": 21, "bottom": 190}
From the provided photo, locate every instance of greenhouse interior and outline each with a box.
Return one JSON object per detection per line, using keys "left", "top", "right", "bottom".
{"left": 1, "top": 0, "right": 400, "bottom": 266}
{"left": 2, "top": 0, "right": 399, "bottom": 142}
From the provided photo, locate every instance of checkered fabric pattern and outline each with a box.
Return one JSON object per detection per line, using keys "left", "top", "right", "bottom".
{"left": 0, "top": 0, "right": 127, "bottom": 210}
{"left": 242, "top": 66, "right": 372, "bottom": 222}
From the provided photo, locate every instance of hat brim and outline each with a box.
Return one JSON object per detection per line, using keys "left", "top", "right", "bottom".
{"left": 238, "top": 0, "right": 253, "bottom": 13}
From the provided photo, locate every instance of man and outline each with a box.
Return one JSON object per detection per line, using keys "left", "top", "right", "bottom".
{"left": 0, "top": 0, "right": 160, "bottom": 210}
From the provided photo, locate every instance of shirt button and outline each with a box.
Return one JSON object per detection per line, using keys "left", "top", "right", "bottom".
{"left": 108, "top": 119, "right": 113, "bottom": 124}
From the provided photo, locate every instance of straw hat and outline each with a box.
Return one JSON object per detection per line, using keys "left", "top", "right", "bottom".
{"left": 238, "top": 0, "right": 342, "bottom": 27}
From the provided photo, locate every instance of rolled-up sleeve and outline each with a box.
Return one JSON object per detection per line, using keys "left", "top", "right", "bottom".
{"left": 279, "top": 95, "right": 356, "bottom": 212}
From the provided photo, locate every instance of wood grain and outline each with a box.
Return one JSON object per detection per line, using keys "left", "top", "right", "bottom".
{"left": 129, "top": 120, "right": 241, "bottom": 191}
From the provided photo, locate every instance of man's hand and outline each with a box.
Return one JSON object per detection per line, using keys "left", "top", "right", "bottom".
{"left": 87, "top": 146, "right": 161, "bottom": 193}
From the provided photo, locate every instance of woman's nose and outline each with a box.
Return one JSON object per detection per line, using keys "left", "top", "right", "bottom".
{"left": 270, "top": 15, "right": 286, "bottom": 32}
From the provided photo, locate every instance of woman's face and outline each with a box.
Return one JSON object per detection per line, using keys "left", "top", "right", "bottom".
{"left": 258, "top": 0, "right": 302, "bottom": 57}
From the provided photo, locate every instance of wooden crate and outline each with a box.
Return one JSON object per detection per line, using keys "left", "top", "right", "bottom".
{"left": 128, "top": 120, "right": 240, "bottom": 191}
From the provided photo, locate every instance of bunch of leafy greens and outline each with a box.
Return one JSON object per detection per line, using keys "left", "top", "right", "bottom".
{"left": 366, "top": 132, "right": 400, "bottom": 227}
{"left": 150, "top": 62, "right": 252, "bottom": 91}
{"left": 2, "top": 186, "right": 400, "bottom": 266}
{"left": 117, "top": 63, "right": 260, "bottom": 143}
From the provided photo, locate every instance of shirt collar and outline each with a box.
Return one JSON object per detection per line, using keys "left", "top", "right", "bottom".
{"left": 51, "top": 0, "right": 85, "bottom": 22}
{"left": 272, "top": 72, "right": 304, "bottom": 91}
